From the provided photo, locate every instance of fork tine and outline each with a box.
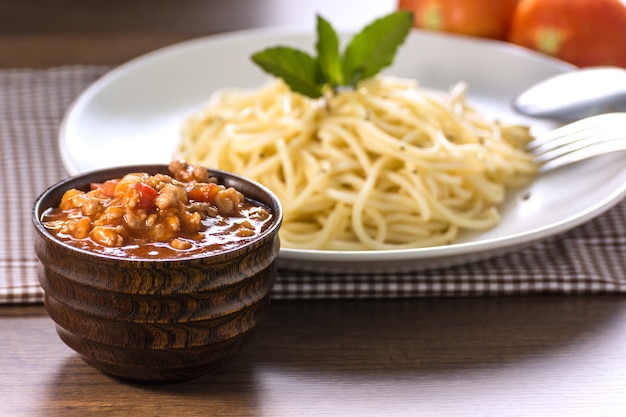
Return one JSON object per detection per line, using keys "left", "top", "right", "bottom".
{"left": 538, "top": 140, "right": 626, "bottom": 173}
{"left": 532, "top": 131, "right": 625, "bottom": 160}
{"left": 529, "top": 125, "right": 605, "bottom": 154}
{"left": 528, "top": 113, "right": 626, "bottom": 150}
{"left": 529, "top": 112, "right": 626, "bottom": 173}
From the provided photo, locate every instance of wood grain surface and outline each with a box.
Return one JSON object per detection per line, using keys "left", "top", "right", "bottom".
{"left": 4, "top": 296, "right": 626, "bottom": 416}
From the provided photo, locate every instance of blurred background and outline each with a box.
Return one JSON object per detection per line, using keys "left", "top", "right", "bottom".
{"left": 1, "top": 0, "right": 624, "bottom": 68}
{"left": 0, "top": 0, "right": 396, "bottom": 67}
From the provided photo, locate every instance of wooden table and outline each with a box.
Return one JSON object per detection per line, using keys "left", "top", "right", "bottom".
{"left": 2, "top": 1, "right": 626, "bottom": 415}
{"left": 4, "top": 296, "right": 626, "bottom": 416}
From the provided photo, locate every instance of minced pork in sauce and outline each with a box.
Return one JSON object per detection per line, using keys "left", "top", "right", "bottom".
{"left": 41, "top": 160, "right": 273, "bottom": 258}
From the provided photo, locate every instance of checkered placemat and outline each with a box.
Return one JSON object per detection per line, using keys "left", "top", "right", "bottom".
{"left": 1, "top": 66, "right": 625, "bottom": 303}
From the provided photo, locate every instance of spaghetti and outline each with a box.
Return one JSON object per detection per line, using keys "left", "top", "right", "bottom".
{"left": 176, "top": 76, "right": 536, "bottom": 250}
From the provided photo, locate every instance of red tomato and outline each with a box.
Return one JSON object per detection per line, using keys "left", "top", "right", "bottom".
{"left": 398, "top": 0, "right": 521, "bottom": 40}
{"left": 508, "top": 0, "right": 626, "bottom": 68}
{"left": 134, "top": 182, "right": 159, "bottom": 211}
{"left": 91, "top": 179, "right": 119, "bottom": 198}
{"left": 188, "top": 183, "right": 220, "bottom": 203}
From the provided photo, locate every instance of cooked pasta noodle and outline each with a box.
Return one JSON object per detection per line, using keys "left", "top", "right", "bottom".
{"left": 176, "top": 76, "right": 536, "bottom": 250}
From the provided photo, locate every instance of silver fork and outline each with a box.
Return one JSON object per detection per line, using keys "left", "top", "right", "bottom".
{"left": 528, "top": 112, "right": 626, "bottom": 173}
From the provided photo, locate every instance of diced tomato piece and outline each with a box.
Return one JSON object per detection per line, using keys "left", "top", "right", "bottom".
{"left": 135, "top": 182, "right": 159, "bottom": 210}
{"left": 188, "top": 183, "right": 220, "bottom": 203}
{"left": 91, "top": 179, "right": 119, "bottom": 198}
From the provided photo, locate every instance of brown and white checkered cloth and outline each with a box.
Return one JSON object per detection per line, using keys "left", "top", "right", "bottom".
{"left": 1, "top": 66, "right": 625, "bottom": 303}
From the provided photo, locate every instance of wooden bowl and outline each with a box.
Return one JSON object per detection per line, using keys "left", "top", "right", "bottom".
{"left": 32, "top": 164, "right": 282, "bottom": 383}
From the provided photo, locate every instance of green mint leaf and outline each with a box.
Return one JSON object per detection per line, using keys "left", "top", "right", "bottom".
{"left": 251, "top": 46, "right": 324, "bottom": 98}
{"left": 250, "top": 11, "right": 414, "bottom": 98}
{"left": 315, "top": 14, "right": 343, "bottom": 87}
{"left": 342, "top": 10, "right": 413, "bottom": 87}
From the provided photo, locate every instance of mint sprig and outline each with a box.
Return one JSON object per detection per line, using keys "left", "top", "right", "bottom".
{"left": 251, "top": 11, "right": 414, "bottom": 99}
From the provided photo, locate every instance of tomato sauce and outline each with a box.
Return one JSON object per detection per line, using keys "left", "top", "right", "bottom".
{"left": 41, "top": 161, "right": 273, "bottom": 259}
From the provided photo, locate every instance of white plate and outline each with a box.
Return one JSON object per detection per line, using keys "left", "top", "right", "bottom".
{"left": 59, "top": 27, "right": 626, "bottom": 273}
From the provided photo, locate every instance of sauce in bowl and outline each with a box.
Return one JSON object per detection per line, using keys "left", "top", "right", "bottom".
{"left": 41, "top": 161, "right": 273, "bottom": 259}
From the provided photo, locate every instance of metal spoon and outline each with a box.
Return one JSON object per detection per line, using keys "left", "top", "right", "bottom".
{"left": 513, "top": 66, "right": 626, "bottom": 120}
